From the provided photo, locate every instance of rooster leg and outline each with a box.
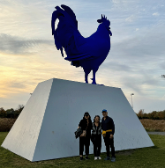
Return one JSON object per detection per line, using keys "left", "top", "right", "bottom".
{"left": 85, "top": 73, "right": 89, "bottom": 83}
{"left": 91, "top": 68, "right": 98, "bottom": 85}
{"left": 83, "top": 67, "right": 91, "bottom": 83}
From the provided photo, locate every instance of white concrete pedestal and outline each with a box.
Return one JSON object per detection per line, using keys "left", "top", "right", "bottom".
{"left": 1, "top": 78, "right": 154, "bottom": 162}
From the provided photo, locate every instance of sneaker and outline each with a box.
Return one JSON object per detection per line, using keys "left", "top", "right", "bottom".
{"left": 85, "top": 156, "right": 89, "bottom": 160}
{"left": 98, "top": 156, "right": 101, "bottom": 160}
{"left": 104, "top": 156, "right": 110, "bottom": 160}
{"left": 80, "top": 157, "right": 83, "bottom": 161}
{"left": 94, "top": 157, "right": 98, "bottom": 160}
{"left": 111, "top": 157, "right": 116, "bottom": 162}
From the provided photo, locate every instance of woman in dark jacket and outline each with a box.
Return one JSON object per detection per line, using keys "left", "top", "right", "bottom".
{"left": 78, "top": 112, "right": 92, "bottom": 161}
{"left": 91, "top": 115, "right": 102, "bottom": 160}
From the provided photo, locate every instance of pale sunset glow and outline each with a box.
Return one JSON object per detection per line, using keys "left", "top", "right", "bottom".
{"left": 0, "top": 0, "right": 165, "bottom": 113}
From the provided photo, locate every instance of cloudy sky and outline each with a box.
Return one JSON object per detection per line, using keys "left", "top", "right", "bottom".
{"left": 0, "top": 0, "right": 165, "bottom": 113}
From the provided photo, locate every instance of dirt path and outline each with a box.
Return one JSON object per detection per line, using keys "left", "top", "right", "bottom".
{"left": 147, "top": 132, "right": 165, "bottom": 136}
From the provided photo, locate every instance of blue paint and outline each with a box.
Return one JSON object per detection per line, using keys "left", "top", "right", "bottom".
{"left": 51, "top": 4, "right": 112, "bottom": 84}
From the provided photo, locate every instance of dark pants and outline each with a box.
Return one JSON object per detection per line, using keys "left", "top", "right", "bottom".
{"left": 79, "top": 137, "right": 90, "bottom": 156}
{"left": 93, "top": 135, "right": 101, "bottom": 156}
{"left": 103, "top": 135, "right": 115, "bottom": 157}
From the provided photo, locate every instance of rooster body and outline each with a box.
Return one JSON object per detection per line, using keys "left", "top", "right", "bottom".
{"left": 51, "top": 5, "right": 112, "bottom": 84}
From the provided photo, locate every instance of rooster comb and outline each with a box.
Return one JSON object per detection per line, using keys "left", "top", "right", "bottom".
{"left": 97, "top": 14, "right": 109, "bottom": 23}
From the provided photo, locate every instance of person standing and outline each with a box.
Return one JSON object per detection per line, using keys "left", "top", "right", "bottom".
{"left": 78, "top": 112, "right": 92, "bottom": 161}
{"left": 101, "top": 109, "right": 116, "bottom": 162}
{"left": 91, "top": 115, "right": 102, "bottom": 160}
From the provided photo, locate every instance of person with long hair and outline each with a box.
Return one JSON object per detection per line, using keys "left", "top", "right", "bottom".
{"left": 78, "top": 112, "right": 92, "bottom": 161}
{"left": 91, "top": 115, "right": 102, "bottom": 160}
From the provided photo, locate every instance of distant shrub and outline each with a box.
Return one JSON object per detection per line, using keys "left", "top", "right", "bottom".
{"left": 14, "top": 104, "right": 24, "bottom": 118}
{"left": 0, "top": 104, "right": 24, "bottom": 119}
{"left": 6, "top": 108, "right": 15, "bottom": 118}
{"left": 137, "top": 109, "right": 165, "bottom": 120}
{"left": 0, "top": 108, "right": 6, "bottom": 118}
{"left": 140, "top": 119, "right": 165, "bottom": 132}
{"left": 0, "top": 118, "right": 16, "bottom": 132}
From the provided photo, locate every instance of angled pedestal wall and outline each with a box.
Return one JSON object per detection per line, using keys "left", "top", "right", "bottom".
{"left": 1, "top": 78, "right": 154, "bottom": 162}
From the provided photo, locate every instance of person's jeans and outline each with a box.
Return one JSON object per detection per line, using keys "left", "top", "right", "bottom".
{"left": 94, "top": 142, "right": 101, "bottom": 156}
{"left": 79, "top": 137, "right": 90, "bottom": 156}
{"left": 93, "top": 135, "right": 101, "bottom": 156}
{"left": 103, "top": 135, "right": 115, "bottom": 157}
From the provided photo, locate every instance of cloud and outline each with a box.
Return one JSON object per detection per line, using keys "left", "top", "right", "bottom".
{"left": 98, "top": 23, "right": 165, "bottom": 98}
{"left": 125, "top": 15, "right": 136, "bottom": 22}
{"left": 7, "top": 81, "right": 27, "bottom": 89}
{"left": 0, "top": 34, "right": 52, "bottom": 55}
{"left": 160, "top": 63, "right": 165, "bottom": 70}
{"left": 102, "top": 61, "right": 132, "bottom": 72}
{"left": 122, "top": 79, "right": 143, "bottom": 95}
{"left": 0, "top": 0, "right": 165, "bottom": 112}
{"left": 152, "top": 12, "right": 159, "bottom": 16}
{"left": 110, "top": 24, "right": 165, "bottom": 61}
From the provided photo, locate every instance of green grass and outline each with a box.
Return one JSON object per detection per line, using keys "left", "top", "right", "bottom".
{"left": 0, "top": 132, "right": 165, "bottom": 168}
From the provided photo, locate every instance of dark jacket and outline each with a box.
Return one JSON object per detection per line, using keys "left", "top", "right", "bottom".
{"left": 101, "top": 116, "right": 115, "bottom": 135}
{"left": 75, "top": 127, "right": 83, "bottom": 139}
{"left": 78, "top": 117, "right": 92, "bottom": 137}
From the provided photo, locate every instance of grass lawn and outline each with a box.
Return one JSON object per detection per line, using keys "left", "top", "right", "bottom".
{"left": 0, "top": 132, "right": 165, "bottom": 168}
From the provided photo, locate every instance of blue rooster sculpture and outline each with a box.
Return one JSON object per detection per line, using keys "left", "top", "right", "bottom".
{"left": 51, "top": 4, "right": 112, "bottom": 84}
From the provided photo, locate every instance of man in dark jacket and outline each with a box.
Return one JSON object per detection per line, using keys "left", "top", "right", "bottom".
{"left": 101, "top": 109, "right": 116, "bottom": 162}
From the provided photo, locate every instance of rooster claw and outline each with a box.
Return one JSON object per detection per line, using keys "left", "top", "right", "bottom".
{"left": 91, "top": 78, "right": 96, "bottom": 84}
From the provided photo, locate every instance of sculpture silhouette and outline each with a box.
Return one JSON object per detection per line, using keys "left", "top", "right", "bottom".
{"left": 51, "top": 4, "right": 112, "bottom": 84}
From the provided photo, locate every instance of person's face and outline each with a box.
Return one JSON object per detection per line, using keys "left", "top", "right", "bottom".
{"left": 95, "top": 116, "right": 99, "bottom": 122}
{"left": 102, "top": 111, "right": 107, "bottom": 117}
{"left": 84, "top": 115, "right": 89, "bottom": 119}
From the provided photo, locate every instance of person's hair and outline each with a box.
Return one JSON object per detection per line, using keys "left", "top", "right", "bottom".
{"left": 84, "top": 111, "right": 89, "bottom": 117}
{"left": 83, "top": 112, "right": 92, "bottom": 125}
{"left": 93, "top": 115, "right": 100, "bottom": 122}
{"left": 83, "top": 112, "right": 91, "bottom": 119}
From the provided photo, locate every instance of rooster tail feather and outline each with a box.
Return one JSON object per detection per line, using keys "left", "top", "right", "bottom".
{"left": 51, "top": 6, "right": 65, "bottom": 35}
{"left": 51, "top": 10, "right": 58, "bottom": 35}
{"left": 61, "top": 4, "right": 78, "bottom": 28}
{"left": 51, "top": 8, "right": 64, "bottom": 51}
{"left": 51, "top": 5, "right": 80, "bottom": 57}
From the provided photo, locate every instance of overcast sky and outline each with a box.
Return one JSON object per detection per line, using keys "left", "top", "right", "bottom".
{"left": 0, "top": 0, "right": 165, "bottom": 113}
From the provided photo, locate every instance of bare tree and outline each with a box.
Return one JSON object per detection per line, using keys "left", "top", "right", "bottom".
{"left": 14, "top": 104, "right": 24, "bottom": 118}
{"left": 137, "top": 109, "right": 144, "bottom": 119}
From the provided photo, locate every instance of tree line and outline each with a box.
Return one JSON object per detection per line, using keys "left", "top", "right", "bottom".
{"left": 0, "top": 105, "right": 24, "bottom": 118}
{"left": 1, "top": 105, "right": 165, "bottom": 120}
{"left": 137, "top": 109, "right": 165, "bottom": 120}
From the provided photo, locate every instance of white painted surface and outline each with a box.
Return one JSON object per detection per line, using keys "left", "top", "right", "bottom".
{"left": 1, "top": 79, "right": 53, "bottom": 161}
{"left": 1, "top": 78, "right": 154, "bottom": 162}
